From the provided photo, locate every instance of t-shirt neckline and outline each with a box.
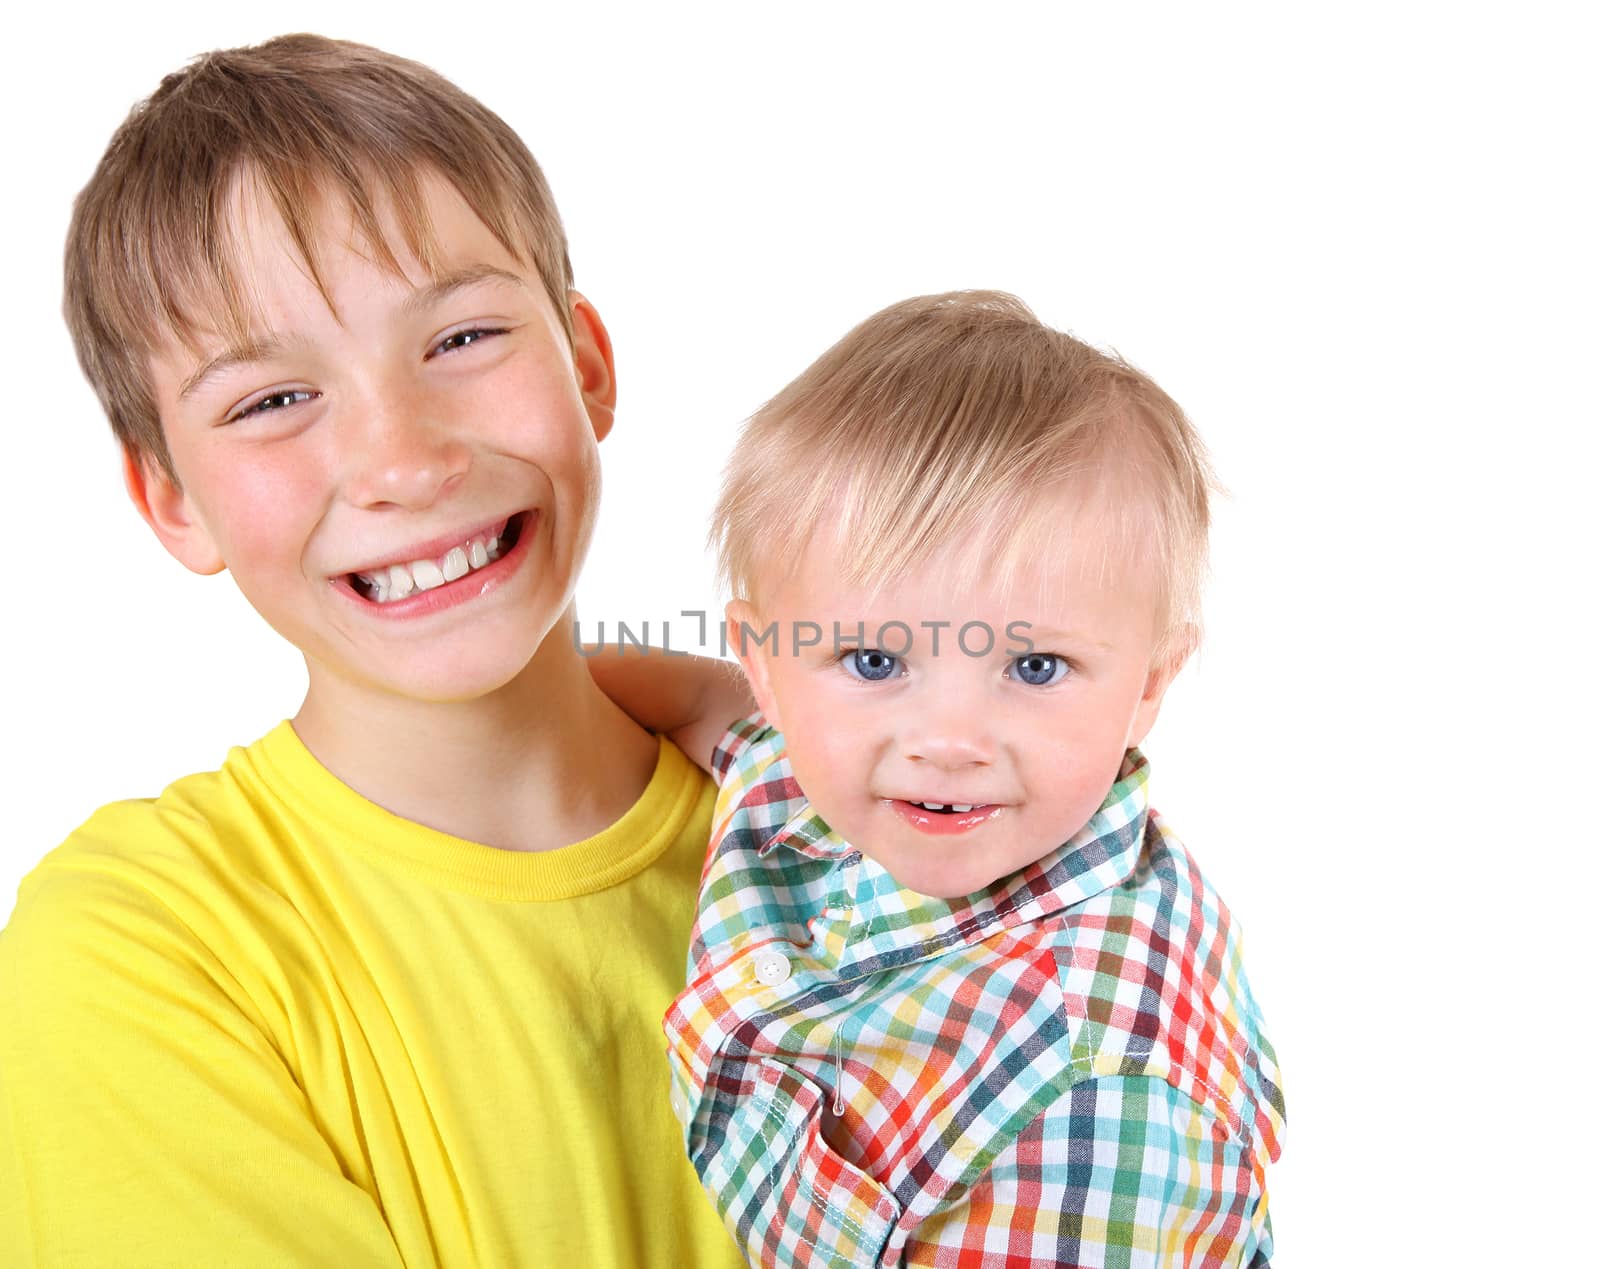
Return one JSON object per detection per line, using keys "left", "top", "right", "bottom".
{"left": 248, "top": 721, "right": 703, "bottom": 902}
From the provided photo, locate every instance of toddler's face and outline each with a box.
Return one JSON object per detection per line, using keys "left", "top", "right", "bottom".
{"left": 733, "top": 526, "right": 1184, "bottom": 899}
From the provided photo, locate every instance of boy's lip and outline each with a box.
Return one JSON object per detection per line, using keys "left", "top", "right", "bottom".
{"left": 338, "top": 512, "right": 522, "bottom": 577}
{"left": 333, "top": 510, "right": 537, "bottom": 619}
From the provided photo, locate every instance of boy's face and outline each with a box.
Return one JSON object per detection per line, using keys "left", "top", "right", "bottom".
{"left": 732, "top": 522, "right": 1185, "bottom": 899}
{"left": 132, "top": 172, "right": 615, "bottom": 707}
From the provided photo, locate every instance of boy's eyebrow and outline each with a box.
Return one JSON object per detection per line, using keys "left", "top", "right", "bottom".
{"left": 176, "top": 267, "right": 533, "bottom": 401}
{"left": 401, "top": 264, "right": 531, "bottom": 316}
{"left": 178, "top": 337, "right": 288, "bottom": 401}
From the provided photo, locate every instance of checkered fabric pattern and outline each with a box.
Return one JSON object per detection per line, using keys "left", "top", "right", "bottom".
{"left": 664, "top": 716, "right": 1285, "bottom": 1268}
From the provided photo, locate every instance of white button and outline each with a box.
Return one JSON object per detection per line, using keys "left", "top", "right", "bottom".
{"left": 753, "top": 951, "right": 792, "bottom": 987}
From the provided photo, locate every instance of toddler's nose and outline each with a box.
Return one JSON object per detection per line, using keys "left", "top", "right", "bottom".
{"left": 908, "top": 736, "right": 992, "bottom": 768}
{"left": 902, "top": 728, "right": 994, "bottom": 771}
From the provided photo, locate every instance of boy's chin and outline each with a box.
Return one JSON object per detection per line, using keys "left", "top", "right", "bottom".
{"left": 311, "top": 640, "right": 547, "bottom": 707}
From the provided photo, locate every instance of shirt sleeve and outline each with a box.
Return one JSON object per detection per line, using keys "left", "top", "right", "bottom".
{"left": 0, "top": 865, "right": 405, "bottom": 1268}
{"left": 709, "top": 713, "right": 773, "bottom": 784}
{"left": 899, "top": 1075, "right": 1273, "bottom": 1268}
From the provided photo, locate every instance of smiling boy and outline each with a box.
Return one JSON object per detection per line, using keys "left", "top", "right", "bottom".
{"left": 626, "top": 293, "right": 1286, "bottom": 1265}
{"left": 0, "top": 35, "right": 740, "bottom": 1266}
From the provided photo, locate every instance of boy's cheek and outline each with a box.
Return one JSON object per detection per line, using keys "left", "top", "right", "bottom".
{"left": 121, "top": 447, "right": 227, "bottom": 576}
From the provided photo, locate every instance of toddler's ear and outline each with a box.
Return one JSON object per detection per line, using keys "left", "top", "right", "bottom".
{"left": 122, "top": 448, "right": 225, "bottom": 576}
{"left": 725, "top": 599, "right": 782, "bottom": 732}
{"left": 1126, "top": 624, "right": 1197, "bottom": 748}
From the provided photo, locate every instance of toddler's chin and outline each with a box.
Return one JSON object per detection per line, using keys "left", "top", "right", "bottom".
{"left": 867, "top": 850, "right": 1002, "bottom": 902}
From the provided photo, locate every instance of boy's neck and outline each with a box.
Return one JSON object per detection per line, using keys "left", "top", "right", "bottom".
{"left": 291, "top": 626, "right": 659, "bottom": 854}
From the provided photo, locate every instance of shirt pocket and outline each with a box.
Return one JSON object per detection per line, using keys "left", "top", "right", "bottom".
{"left": 696, "top": 1056, "right": 901, "bottom": 1268}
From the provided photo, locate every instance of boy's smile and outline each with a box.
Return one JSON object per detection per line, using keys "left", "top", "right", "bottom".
{"left": 732, "top": 524, "right": 1187, "bottom": 899}
{"left": 341, "top": 510, "right": 530, "bottom": 614}
{"left": 135, "top": 171, "right": 616, "bottom": 707}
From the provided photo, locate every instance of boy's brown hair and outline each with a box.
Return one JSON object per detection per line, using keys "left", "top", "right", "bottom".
{"left": 713, "top": 291, "right": 1218, "bottom": 658}
{"left": 64, "top": 32, "right": 573, "bottom": 478}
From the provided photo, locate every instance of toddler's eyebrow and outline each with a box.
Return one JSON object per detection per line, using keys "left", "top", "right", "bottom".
{"left": 1016, "top": 627, "right": 1115, "bottom": 653}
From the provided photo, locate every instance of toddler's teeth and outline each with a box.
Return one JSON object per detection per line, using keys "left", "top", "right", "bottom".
{"left": 388, "top": 565, "right": 415, "bottom": 598}
{"left": 469, "top": 540, "right": 489, "bottom": 569}
{"left": 951, "top": 804, "right": 974, "bottom": 813}
{"left": 487, "top": 535, "right": 499, "bottom": 556}
{"left": 442, "top": 547, "right": 469, "bottom": 582}
{"left": 412, "top": 559, "right": 446, "bottom": 590}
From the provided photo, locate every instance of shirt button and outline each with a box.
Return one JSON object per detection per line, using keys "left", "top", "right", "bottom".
{"left": 753, "top": 951, "right": 792, "bottom": 987}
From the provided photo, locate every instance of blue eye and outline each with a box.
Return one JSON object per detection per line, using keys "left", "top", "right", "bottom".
{"left": 1010, "top": 653, "right": 1069, "bottom": 687}
{"left": 842, "top": 649, "right": 900, "bottom": 682}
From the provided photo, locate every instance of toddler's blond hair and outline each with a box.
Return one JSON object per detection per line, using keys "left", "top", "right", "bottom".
{"left": 713, "top": 292, "right": 1217, "bottom": 658}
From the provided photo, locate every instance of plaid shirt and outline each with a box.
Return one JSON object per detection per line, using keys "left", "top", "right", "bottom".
{"left": 664, "top": 717, "right": 1285, "bottom": 1268}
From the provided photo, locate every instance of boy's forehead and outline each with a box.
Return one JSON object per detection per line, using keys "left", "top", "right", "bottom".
{"left": 155, "top": 167, "right": 534, "bottom": 369}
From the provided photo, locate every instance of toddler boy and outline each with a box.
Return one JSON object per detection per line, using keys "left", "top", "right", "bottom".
{"left": 641, "top": 293, "right": 1286, "bottom": 1266}
{"left": 0, "top": 34, "right": 741, "bottom": 1266}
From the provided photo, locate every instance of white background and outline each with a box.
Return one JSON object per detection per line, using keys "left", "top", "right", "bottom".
{"left": 4, "top": 3, "right": 1594, "bottom": 1262}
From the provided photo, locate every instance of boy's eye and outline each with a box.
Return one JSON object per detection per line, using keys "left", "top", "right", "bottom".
{"left": 1009, "top": 653, "right": 1070, "bottom": 687}
{"left": 429, "top": 327, "right": 505, "bottom": 358}
{"left": 231, "top": 389, "right": 317, "bottom": 422}
{"left": 842, "top": 649, "right": 901, "bottom": 682}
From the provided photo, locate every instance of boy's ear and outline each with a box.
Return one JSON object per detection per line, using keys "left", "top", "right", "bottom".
{"left": 568, "top": 291, "right": 617, "bottom": 443}
{"left": 725, "top": 598, "right": 782, "bottom": 732}
{"left": 1126, "top": 624, "right": 1197, "bottom": 748}
{"left": 121, "top": 447, "right": 225, "bottom": 576}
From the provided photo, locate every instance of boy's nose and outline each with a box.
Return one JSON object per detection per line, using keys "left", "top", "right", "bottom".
{"left": 342, "top": 397, "right": 472, "bottom": 510}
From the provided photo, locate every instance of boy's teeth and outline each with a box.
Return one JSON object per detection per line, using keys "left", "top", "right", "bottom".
{"left": 915, "top": 801, "right": 977, "bottom": 813}
{"left": 354, "top": 528, "right": 507, "bottom": 603}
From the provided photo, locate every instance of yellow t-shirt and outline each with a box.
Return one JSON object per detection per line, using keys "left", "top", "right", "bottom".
{"left": 0, "top": 723, "right": 741, "bottom": 1268}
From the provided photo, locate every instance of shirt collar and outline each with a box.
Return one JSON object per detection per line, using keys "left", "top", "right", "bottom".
{"left": 763, "top": 749, "right": 1152, "bottom": 980}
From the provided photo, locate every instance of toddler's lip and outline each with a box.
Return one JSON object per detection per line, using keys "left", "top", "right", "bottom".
{"left": 883, "top": 795, "right": 1002, "bottom": 811}
{"left": 888, "top": 799, "right": 1006, "bottom": 834}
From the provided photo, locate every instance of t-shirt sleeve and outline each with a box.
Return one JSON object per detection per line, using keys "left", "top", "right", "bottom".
{"left": 709, "top": 712, "right": 774, "bottom": 784}
{"left": 0, "top": 863, "right": 405, "bottom": 1267}
{"left": 901, "top": 1075, "right": 1274, "bottom": 1267}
